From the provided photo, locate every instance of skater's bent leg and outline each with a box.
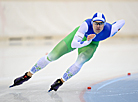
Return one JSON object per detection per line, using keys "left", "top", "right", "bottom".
{"left": 28, "top": 40, "right": 69, "bottom": 76}
{"left": 62, "top": 43, "right": 99, "bottom": 81}
{"left": 10, "top": 40, "right": 70, "bottom": 88}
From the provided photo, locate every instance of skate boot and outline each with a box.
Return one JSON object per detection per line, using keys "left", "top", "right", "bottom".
{"left": 48, "top": 79, "right": 63, "bottom": 92}
{"left": 9, "top": 72, "right": 31, "bottom": 88}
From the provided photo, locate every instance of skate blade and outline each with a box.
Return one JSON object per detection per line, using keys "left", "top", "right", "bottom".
{"left": 48, "top": 89, "right": 52, "bottom": 92}
{"left": 9, "top": 84, "right": 17, "bottom": 88}
{"left": 9, "top": 85, "right": 15, "bottom": 88}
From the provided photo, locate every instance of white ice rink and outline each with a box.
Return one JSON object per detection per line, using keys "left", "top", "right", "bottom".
{"left": 0, "top": 37, "right": 138, "bottom": 102}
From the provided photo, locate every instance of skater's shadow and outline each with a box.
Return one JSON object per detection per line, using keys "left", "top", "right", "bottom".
{"left": 48, "top": 92, "right": 63, "bottom": 102}
{"left": 9, "top": 93, "right": 30, "bottom": 102}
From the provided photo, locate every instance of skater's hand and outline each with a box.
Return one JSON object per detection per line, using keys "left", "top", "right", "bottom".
{"left": 87, "top": 34, "right": 96, "bottom": 41}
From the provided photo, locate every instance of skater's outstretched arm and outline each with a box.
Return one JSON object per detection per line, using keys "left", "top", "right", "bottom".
{"left": 110, "top": 19, "right": 125, "bottom": 37}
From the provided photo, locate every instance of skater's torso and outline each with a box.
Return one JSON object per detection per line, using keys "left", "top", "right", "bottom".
{"left": 63, "top": 18, "right": 112, "bottom": 51}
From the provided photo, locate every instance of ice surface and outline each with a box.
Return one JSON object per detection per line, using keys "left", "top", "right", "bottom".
{"left": 0, "top": 38, "right": 138, "bottom": 102}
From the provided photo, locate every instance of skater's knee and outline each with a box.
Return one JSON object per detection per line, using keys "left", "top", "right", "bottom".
{"left": 77, "top": 53, "right": 92, "bottom": 65}
{"left": 47, "top": 54, "right": 59, "bottom": 61}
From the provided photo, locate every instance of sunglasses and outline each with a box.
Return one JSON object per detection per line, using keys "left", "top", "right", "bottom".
{"left": 93, "top": 21, "right": 104, "bottom": 25}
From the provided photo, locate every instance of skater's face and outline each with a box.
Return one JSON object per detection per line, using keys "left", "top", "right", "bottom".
{"left": 93, "top": 21, "right": 104, "bottom": 34}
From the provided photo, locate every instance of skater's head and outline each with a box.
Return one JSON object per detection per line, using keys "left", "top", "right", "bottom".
{"left": 92, "top": 12, "right": 106, "bottom": 34}
{"left": 92, "top": 12, "right": 106, "bottom": 22}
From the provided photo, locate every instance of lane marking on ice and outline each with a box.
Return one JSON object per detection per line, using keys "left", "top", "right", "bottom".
{"left": 97, "top": 76, "right": 128, "bottom": 91}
